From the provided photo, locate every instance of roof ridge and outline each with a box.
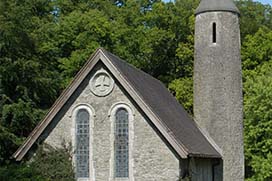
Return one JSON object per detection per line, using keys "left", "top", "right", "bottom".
{"left": 101, "top": 49, "right": 164, "bottom": 85}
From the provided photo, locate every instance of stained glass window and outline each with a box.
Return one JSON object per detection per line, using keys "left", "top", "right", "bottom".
{"left": 76, "top": 109, "right": 89, "bottom": 178}
{"left": 114, "top": 108, "right": 129, "bottom": 178}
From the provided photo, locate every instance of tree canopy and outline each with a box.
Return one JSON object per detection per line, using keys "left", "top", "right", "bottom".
{"left": 0, "top": 0, "right": 271, "bottom": 180}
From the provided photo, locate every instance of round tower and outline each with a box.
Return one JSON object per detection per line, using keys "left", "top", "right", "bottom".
{"left": 194, "top": 0, "right": 244, "bottom": 180}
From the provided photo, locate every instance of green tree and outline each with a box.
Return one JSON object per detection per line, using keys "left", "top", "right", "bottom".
{"left": 0, "top": 144, "right": 74, "bottom": 180}
{"left": 236, "top": 0, "right": 272, "bottom": 41}
{"left": 0, "top": 0, "right": 61, "bottom": 165}
{"left": 242, "top": 27, "right": 272, "bottom": 70}
{"left": 244, "top": 60, "right": 272, "bottom": 180}
{"left": 242, "top": 27, "right": 272, "bottom": 180}
{"left": 168, "top": 77, "right": 193, "bottom": 114}
{"left": 0, "top": 0, "right": 272, "bottom": 180}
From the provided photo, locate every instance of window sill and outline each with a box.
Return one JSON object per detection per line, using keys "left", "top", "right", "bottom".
{"left": 115, "top": 178, "right": 129, "bottom": 181}
{"left": 77, "top": 178, "right": 89, "bottom": 181}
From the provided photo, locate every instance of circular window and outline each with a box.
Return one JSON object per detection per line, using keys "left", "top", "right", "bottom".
{"left": 90, "top": 69, "right": 114, "bottom": 97}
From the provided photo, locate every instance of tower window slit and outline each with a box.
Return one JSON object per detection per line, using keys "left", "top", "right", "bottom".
{"left": 213, "top": 22, "right": 216, "bottom": 43}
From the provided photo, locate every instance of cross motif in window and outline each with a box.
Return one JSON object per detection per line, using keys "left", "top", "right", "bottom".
{"left": 90, "top": 69, "right": 114, "bottom": 97}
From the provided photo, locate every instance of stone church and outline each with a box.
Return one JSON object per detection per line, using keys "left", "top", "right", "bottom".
{"left": 13, "top": 0, "right": 244, "bottom": 180}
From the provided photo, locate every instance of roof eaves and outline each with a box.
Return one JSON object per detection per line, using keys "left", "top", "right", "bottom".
{"left": 193, "top": 119, "right": 223, "bottom": 157}
{"left": 188, "top": 153, "right": 222, "bottom": 159}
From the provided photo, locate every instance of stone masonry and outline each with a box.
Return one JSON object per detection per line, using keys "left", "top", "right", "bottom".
{"left": 194, "top": 11, "right": 244, "bottom": 181}
{"left": 44, "top": 63, "right": 180, "bottom": 181}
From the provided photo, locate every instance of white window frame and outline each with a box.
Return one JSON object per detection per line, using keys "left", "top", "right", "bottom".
{"left": 71, "top": 104, "right": 96, "bottom": 181}
{"left": 108, "top": 102, "right": 134, "bottom": 181}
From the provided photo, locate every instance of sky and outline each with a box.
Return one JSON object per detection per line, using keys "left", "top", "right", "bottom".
{"left": 256, "top": 0, "right": 272, "bottom": 5}
{"left": 163, "top": 0, "right": 272, "bottom": 6}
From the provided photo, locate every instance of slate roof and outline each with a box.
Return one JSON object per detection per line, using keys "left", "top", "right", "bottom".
{"left": 103, "top": 49, "right": 221, "bottom": 158}
{"left": 195, "top": 0, "right": 239, "bottom": 15}
{"left": 13, "top": 48, "right": 221, "bottom": 161}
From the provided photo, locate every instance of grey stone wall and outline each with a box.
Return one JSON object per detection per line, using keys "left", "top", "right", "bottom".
{"left": 194, "top": 12, "right": 244, "bottom": 181}
{"left": 44, "top": 63, "right": 180, "bottom": 181}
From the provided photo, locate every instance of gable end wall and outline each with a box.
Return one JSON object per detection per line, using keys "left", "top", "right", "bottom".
{"left": 43, "top": 63, "right": 180, "bottom": 181}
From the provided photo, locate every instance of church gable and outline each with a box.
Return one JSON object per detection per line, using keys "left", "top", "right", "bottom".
{"left": 38, "top": 62, "right": 180, "bottom": 180}
{"left": 13, "top": 48, "right": 220, "bottom": 163}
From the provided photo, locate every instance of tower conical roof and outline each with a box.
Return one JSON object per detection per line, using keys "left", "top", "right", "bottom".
{"left": 195, "top": 0, "right": 239, "bottom": 15}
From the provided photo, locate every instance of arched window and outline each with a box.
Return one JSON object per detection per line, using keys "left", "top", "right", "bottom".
{"left": 114, "top": 108, "right": 129, "bottom": 178}
{"left": 75, "top": 109, "right": 90, "bottom": 179}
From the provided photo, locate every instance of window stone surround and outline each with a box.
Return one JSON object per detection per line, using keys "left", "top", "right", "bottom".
{"left": 108, "top": 103, "right": 135, "bottom": 181}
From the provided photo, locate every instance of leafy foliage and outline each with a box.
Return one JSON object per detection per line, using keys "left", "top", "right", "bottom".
{"left": 0, "top": 144, "right": 74, "bottom": 180}
{"left": 169, "top": 78, "right": 193, "bottom": 115}
{"left": 244, "top": 60, "right": 272, "bottom": 180}
{"left": 242, "top": 27, "right": 272, "bottom": 70}
{"left": 243, "top": 27, "right": 272, "bottom": 180}
{"left": 0, "top": 0, "right": 271, "bottom": 180}
{"left": 236, "top": 0, "right": 272, "bottom": 41}
{"left": 0, "top": 126, "right": 22, "bottom": 165}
